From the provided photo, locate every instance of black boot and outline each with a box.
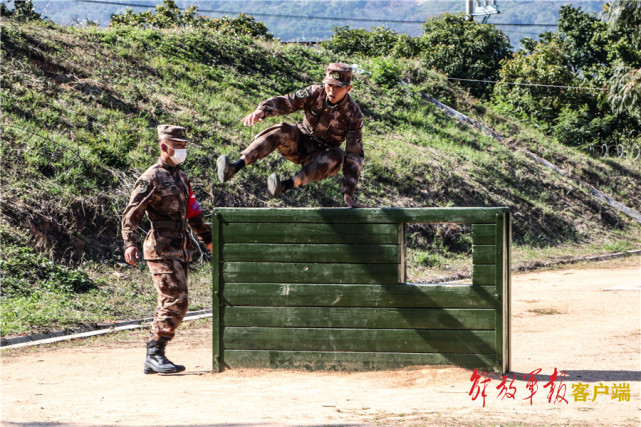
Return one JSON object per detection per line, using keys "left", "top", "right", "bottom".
{"left": 217, "top": 155, "right": 244, "bottom": 183}
{"left": 144, "top": 337, "right": 185, "bottom": 374}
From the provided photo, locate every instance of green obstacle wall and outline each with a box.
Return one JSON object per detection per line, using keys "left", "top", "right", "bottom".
{"left": 212, "top": 207, "right": 511, "bottom": 373}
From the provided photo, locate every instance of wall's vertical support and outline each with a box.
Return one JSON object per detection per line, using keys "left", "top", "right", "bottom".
{"left": 212, "top": 213, "right": 223, "bottom": 372}
{"left": 494, "top": 210, "right": 505, "bottom": 373}
{"left": 505, "top": 211, "right": 512, "bottom": 373}
{"left": 398, "top": 223, "right": 407, "bottom": 283}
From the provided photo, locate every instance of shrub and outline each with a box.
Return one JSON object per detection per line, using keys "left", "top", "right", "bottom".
{"left": 553, "top": 105, "right": 599, "bottom": 147}
{"left": 370, "top": 57, "right": 402, "bottom": 88}
{"left": 110, "top": 0, "right": 272, "bottom": 39}
{"left": 322, "top": 25, "right": 400, "bottom": 57}
{"left": 0, "top": 232, "right": 100, "bottom": 298}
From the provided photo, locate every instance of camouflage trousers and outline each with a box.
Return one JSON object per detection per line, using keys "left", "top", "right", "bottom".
{"left": 147, "top": 259, "right": 189, "bottom": 341}
{"left": 241, "top": 122, "right": 344, "bottom": 185}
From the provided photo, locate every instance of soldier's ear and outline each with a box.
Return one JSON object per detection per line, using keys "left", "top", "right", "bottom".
{"left": 346, "top": 85, "right": 353, "bottom": 93}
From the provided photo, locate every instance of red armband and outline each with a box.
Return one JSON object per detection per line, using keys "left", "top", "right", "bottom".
{"left": 187, "top": 183, "right": 201, "bottom": 218}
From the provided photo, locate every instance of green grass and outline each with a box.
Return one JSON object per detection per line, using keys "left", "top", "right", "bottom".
{"left": 0, "top": 255, "right": 213, "bottom": 336}
{"left": 1, "top": 18, "right": 640, "bottom": 336}
{"left": 0, "top": 222, "right": 212, "bottom": 336}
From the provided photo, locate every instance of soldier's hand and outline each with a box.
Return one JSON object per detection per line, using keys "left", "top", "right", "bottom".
{"left": 125, "top": 246, "right": 139, "bottom": 266}
{"left": 206, "top": 242, "right": 213, "bottom": 252}
{"left": 344, "top": 193, "right": 367, "bottom": 208}
{"left": 241, "top": 109, "right": 264, "bottom": 127}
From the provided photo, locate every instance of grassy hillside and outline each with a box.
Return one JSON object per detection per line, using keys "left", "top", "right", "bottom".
{"left": 1, "top": 19, "right": 639, "bottom": 336}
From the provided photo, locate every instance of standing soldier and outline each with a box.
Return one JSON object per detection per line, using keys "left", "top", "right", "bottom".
{"left": 217, "top": 63, "right": 366, "bottom": 207}
{"left": 122, "top": 125, "right": 212, "bottom": 374}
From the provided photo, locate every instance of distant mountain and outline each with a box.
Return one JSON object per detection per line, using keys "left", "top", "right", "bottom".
{"left": 20, "top": 0, "right": 607, "bottom": 48}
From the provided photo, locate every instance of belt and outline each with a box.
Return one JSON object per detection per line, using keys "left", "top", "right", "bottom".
{"left": 150, "top": 220, "right": 187, "bottom": 231}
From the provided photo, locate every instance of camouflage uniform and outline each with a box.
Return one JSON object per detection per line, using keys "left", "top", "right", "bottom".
{"left": 122, "top": 157, "right": 211, "bottom": 341}
{"left": 241, "top": 65, "right": 365, "bottom": 196}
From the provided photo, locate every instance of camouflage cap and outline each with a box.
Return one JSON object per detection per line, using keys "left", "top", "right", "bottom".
{"left": 157, "top": 125, "right": 191, "bottom": 142}
{"left": 322, "top": 63, "right": 353, "bottom": 87}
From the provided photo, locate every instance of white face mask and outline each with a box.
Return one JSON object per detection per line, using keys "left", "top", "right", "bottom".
{"left": 169, "top": 148, "right": 187, "bottom": 165}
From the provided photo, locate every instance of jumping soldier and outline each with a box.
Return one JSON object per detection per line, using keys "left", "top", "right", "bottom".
{"left": 217, "top": 63, "right": 366, "bottom": 207}
{"left": 121, "top": 125, "right": 212, "bottom": 374}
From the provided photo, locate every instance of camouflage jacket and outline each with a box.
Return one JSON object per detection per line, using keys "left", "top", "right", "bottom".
{"left": 121, "top": 158, "right": 212, "bottom": 262}
{"left": 257, "top": 84, "right": 365, "bottom": 196}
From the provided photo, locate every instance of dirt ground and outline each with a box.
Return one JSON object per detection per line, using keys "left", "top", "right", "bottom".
{"left": 1, "top": 258, "right": 640, "bottom": 426}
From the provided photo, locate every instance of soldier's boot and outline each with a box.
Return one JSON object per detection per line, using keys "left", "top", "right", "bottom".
{"left": 217, "top": 155, "right": 244, "bottom": 183}
{"left": 266, "top": 173, "right": 284, "bottom": 199}
{"left": 143, "top": 337, "right": 185, "bottom": 374}
{"left": 266, "top": 173, "right": 295, "bottom": 199}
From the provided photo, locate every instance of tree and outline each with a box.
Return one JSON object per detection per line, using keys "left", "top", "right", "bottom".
{"left": 557, "top": 5, "right": 610, "bottom": 77}
{"left": 0, "top": 0, "right": 42, "bottom": 22}
{"left": 606, "top": 0, "right": 641, "bottom": 116}
{"left": 492, "top": 4, "right": 641, "bottom": 152}
{"left": 492, "top": 35, "right": 585, "bottom": 123}
{"left": 419, "top": 13, "right": 512, "bottom": 98}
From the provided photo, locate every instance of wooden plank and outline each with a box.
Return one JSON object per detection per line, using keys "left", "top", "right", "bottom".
{"left": 224, "top": 328, "right": 496, "bottom": 354}
{"left": 221, "top": 222, "right": 398, "bottom": 244}
{"left": 223, "top": 262, "right": 399, "bottom": 284}
{"left": 472, "top": 245, "right": 496, "bottom": 265}
{"left": 215, "top": 207, "right": 503, "bottom": 224}
{"left": 224, "top": 350, "right": 496, "bottom": 371}
{"left": 212, "top": 213, "right": 222, "bottom": 373}
{"left": 473, "top": 264, "right": 496, "bottom": 286}
{"left": 224, "top": 307, "right": 495, "bottom": 330}
{"left": 223, "top": 283, "right": 498, "bottom": 308}
{"left": 472, "top": 224, "right": 496, "bottom": 245}
{"left": 222, "top": 243, "right": 398, "bottom": 264}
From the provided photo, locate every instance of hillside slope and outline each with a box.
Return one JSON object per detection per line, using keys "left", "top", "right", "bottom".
{"left": 1, "top": 20, "right": 639, "bottom": 334}
{"left": 3, "top": 19, "right": 639, "bottom": 250}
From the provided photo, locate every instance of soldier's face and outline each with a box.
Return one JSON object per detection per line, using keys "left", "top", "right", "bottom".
{"left": 161, "top": 139, "right": 186, "bottom": 157}
{"left": 325, "top": 83, "right": 351, "bottom": 104}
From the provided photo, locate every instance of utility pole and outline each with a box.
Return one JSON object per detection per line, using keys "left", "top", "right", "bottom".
{"left": 466, "top": 0, "right": 475, "bottom": 21}
{"left": 466, "top": 0, "right": 500, "bottom": 23}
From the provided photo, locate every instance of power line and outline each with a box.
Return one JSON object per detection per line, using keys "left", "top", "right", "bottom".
{"left": 447, "top": 77, "right": 607, "bottom": 91}
{"left": 76, "top": 0, "right": 558, "bottom": 27}
{"left": 76, "top": 0, "right": 429, "bottom": 23}
{"left": 491, "top": 23, "right": 557, "bottom": 27}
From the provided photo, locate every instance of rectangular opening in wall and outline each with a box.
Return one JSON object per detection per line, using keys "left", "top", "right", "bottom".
{"left": 404, "top": 223, "right": 473, "bottom": 284}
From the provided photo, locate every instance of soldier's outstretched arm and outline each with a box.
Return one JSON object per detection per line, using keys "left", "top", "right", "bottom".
{"left": 241, "top": 86, "right": 315, "bottom": 126}
{"left": 241, "top": 109, "right": 265, "bottom": 127}
{"left": 341, "top": 118, "right": 365, "bottom": 205}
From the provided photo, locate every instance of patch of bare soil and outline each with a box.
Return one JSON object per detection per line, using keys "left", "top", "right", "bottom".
{"left": 1, "top": 258, "right": 640, "bottom": 426}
